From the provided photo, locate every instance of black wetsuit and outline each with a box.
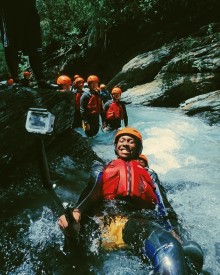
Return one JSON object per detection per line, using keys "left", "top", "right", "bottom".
{"left": 80, "top": 90, "right": 104, "bottom": 137}
{"left": 100, "top": 89, "right": 111, "bottom": 104}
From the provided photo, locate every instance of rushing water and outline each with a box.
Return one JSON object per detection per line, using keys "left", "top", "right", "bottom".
{"left": 86, "top": 105, "right": 220, "bottom": 274}
{"left": 0, "top": 105, "right": 219, "bottom": 274}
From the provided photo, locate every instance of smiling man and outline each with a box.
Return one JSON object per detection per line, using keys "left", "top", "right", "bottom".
{"left": 58, "top": 127, "right": 158, "bottom": 227}
{"left": 58, "top": 127, "right": 204, "bottom": 274}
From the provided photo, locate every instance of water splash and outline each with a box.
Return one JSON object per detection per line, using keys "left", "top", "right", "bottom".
{"left": 101, "top": 250, "right": 149, "bottom": 275}
{"left": 28, "top": 206, "right": 63, "bottom": 251}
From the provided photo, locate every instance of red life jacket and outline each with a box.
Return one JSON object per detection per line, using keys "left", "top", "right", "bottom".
{"left": 101, "top": 159, "right": 158, "bottom": 209}
{"left": 106, "top": 102, "right": 124, "bottom": 120}
{"left": 75, "top": 91, "right": 83, "bottom": 110}
{"left": 87, "top": 93, "right": 103, "bottom": 115}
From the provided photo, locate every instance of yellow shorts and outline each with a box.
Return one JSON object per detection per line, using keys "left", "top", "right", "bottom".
{"left": 99, "top": 216, "right": 129, "bottom": 250}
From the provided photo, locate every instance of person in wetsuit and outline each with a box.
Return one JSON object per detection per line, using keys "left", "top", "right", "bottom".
{"left": 103, "top": 87, "right": 128, "bottom": 131}
{"left": 58, "top": 127, "right": 204, "bottom": 274}
{"left": 80, "top": 75, "right": 105, "bottom": 137}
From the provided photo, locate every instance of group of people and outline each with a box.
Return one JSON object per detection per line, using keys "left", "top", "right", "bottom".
{"left": 0, "top": 1, "right": 127, "bottom": 136}
{"left": 58, "top": 127, "right": 204, "bottom": 274}
{"left": 56, "top": 73, "right": 128, "bottom": 137}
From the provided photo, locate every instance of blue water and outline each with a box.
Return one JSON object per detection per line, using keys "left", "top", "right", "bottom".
{"left": 86, "top": 105, "right": 220, "bottom": 274}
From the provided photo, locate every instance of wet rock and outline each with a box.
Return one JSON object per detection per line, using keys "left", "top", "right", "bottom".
{"left": 180, "top": 90, "right": 220, "bottom": 125}
{"left": 107, "top": 43, "right": 182, "bottom": 91}
{"left": 110, "top": 30, "right": 220, "bottom": 124}
{"left": 0, "top": 86, "right": 101, "bottom": 183}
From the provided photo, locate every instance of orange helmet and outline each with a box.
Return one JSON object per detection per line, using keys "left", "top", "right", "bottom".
{"left": 87, "top": 75, "right": 99, "bottom": 83}
{"left": 74, "top": 77, "right": 84, "bottom": 85}
{"left": 23, "top": 71, "right": 31, "bottom": 77}
{"left": 138, "top": 154, "right": 149, "bottom": 166}
{"left": 114, "top": 127, "right": 143, "bottom": 156}
{"left": 100, "top": 84, "right": 106, "bottom": 89}
{"left": 57, "top": 75, "right": 72, "bottom": 85}
{"left": 112, "top": 87, "right": 122, "bottom": 94}
{"left": 73, "top": 74, "right": 80, "bottom": 80}
{"left": 7, "top": 78, "right": 14, "bottom": 85}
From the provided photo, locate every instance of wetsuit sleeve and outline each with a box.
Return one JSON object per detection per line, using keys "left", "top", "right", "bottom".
{"left": 148, "top": 169, "right": 173, "bottom": 231}
{"left": 75, "top": 161, "right": 104, "bottom": 214}
{"left": 80, "top": 92, "right": 90, "bottom": 123}
{"left": 155, "top": 186, "right": 172, "bottom": 231}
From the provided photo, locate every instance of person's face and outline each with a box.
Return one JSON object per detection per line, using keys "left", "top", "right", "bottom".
{"left": 76, "top": 81, "right": 84, "bottom": 90}
{"left": 137, "top": 159, "right": 146, "bottom": 168}
{"left": 112, "top": 93, "right": 121, "bottom": 101}
{"left": 116, "top": 135, "right": 137, "bottom": 160}
{"left": 89, "top": 81, "right": 99, "bottom": 91}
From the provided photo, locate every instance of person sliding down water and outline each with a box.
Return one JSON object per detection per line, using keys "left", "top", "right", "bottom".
{"left": 103, "top": 87, "right": 128, "bottom": 131}
{"left": 58, "top": 127, "right": 204, "bottom": 274}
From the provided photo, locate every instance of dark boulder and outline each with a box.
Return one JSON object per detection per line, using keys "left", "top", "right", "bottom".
{"left": 0, "top": 86, "right": 101, "bottom": 184}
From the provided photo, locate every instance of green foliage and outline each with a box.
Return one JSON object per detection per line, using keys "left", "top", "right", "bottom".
{"left": 35, "top": 0, "right": 220, "bottom": 68}
{"left": 1, "top": 0, "right": 218, "bottom": 78}
{"left": 183, "top": 37, "right": 198, "bottom": 50}
{"left": 0, "top": 44, "right": 8, "bottom": 78}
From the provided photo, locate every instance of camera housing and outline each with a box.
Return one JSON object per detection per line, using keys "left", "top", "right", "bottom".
{"left": 25, "top": 108, "right": 55, "bottom": 135}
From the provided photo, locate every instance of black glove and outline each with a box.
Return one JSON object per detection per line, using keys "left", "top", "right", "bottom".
{"left": 64, "top": 206, "right": 80, "bottom": 238}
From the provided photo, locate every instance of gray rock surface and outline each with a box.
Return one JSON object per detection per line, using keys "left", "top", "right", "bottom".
{"left": 108, "top": 28, "right": 220, "bottom": 124}
{"left": 181, "top": 90, "right": 220, "bottom": 125}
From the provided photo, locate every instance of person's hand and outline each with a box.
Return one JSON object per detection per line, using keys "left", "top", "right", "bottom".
{"left": 102, "top": 122, "right": 106, "bottom": 129}
{"left": 58, "top": 209, "right": 81, "bottom": 237}
{"left": 58, "top": 214, "right": 69, "bottom": 229}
